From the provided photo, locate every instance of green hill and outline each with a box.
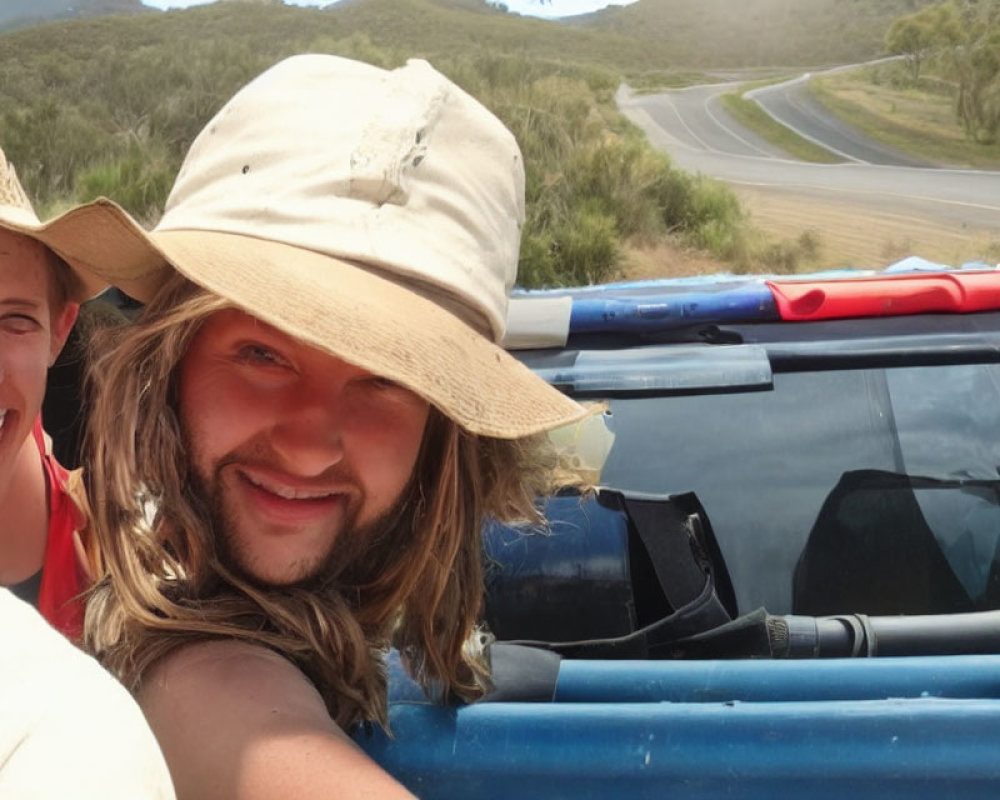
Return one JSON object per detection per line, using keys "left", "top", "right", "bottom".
{"left": 0, "top": 0, "right": 670, "bottom": 215}
{"left": 0, "top": 0, "right": 854, "bottom": 283}
{"left": 1, "top": 1, "right": 726, "bottom": 285}
{"left": 571, "top": 0, "right": 942, "bottom": 68}
{"left": 323, "top": 0, "right": 668, "bottom": 70}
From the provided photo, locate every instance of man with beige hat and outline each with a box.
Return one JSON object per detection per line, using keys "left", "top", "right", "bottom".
{"left": 81, "top": 54, "right": 586, "bottom": 798}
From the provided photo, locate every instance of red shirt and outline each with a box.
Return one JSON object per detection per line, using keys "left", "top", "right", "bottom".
{"left": 32, "top": 416, "right": 88, "bottom": 641}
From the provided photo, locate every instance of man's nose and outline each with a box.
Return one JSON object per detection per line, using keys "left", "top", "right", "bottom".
{"left": 268, "top": 387, "right": 346, "bottom": 477}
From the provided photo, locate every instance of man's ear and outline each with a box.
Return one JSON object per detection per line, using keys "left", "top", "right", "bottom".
{"left": 49, "top": 301, "right": 80, "bottom": 366}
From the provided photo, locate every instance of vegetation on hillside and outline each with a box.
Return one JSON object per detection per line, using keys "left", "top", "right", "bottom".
{"left": 1, "top": 2, "right": 792, "bottom": 286}
{"left": 884, "top": 0, "right": 1000, "bottom": 145}
{"left": 570, "top": 0, "right": 942, "bottom": 69}
{"left": 800, "top": 0, "right": 1000, "bottom": 167}
{"left": 327, "top": 0, "right": 670, "bottom": 72}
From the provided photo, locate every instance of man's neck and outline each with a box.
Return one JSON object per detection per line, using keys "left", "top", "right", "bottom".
{"left": 0, "top": 435, "right": 49, "bottom": 585}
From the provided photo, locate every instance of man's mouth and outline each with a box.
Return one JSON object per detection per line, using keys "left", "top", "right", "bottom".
{"left": 241, "top": 471, "right": 339, "bottom": 501}
{"left": 234, "top": 468, "right": 347, "bottom": 529}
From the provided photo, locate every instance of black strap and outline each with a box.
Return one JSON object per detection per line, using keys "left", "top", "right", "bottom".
{"left": 622, "top": 494, "right": 736, "bottom": 645}
{"left": 624, "top": 497, "right": 707, "bottom": 610}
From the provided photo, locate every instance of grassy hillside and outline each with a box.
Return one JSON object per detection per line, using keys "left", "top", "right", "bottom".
{"left": 0, "top": 0, "right": 665, "bottom": 211}
{"left": 571, "top": 0, "right": 942, "bottom": 68}
{"left": 325, "top": 0, "right": 670, "bottom": 71}
{"left": 8, "top": 0, "right": 890, "bottom": 283}
{"left": 4, "top": 1, "right": 796, "bottom": 285}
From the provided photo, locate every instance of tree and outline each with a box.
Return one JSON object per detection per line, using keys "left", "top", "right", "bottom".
{"left": 930, "top": 1, "right": 1000, "bottom": 142}
{"left": 886, "top": 16, "right": 934, "bottom": 81}
{"left": 885, "top": 3, "right": 963, "bottom": 83}
{"left": 953, "top": 23, "right": 1000, "bottom": 142}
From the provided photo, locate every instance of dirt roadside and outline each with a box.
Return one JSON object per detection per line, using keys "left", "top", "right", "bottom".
{"left": 623, "top": 185, "right": 1000, "bottom": 280}
{"left": 737, "top": 185, "right": 1000, "bottom": 269}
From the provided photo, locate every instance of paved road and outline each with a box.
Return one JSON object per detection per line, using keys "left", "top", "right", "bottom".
{"left": 747, "top": 72, "right": 930, "bottom": 167}
{"left": 617, "top": 80, "right": 1000, "bottom": 234}
{"left": 634, "top": 80, "right": 790, "bottom": 159}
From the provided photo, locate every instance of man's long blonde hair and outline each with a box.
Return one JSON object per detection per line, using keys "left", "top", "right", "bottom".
{"left": 84, "top": 273, "right": 558, "bottom": 728}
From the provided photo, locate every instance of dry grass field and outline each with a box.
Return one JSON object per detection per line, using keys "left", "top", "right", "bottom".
{"left": 622, "top": 186, "right": 1000, "bottom": 280}
{"left": 736, "top": 186, "right": 1000, "bottom": 269}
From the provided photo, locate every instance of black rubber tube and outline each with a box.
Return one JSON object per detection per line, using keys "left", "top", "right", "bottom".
{"left": 776, "top": 611, "right": 1000, "bottom": 657}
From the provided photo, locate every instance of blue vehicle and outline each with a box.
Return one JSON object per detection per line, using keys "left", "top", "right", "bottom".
{"left": 355, "top": 266, "right": 1000, "bottom": 798}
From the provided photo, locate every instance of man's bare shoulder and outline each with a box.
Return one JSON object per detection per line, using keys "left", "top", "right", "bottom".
{"left": 140, "top": 640, "right": 414, "bottom": 800}
{"left": 141, "top": 639, "right": 333, "bottom": 727}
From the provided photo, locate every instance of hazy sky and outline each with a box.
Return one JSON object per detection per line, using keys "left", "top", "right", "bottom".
{"left": 141, "top": 0, "right": 638, "bottom": 19}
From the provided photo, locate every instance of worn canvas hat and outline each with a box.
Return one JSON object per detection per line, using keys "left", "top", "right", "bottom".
{"left": 63, "top": 54, "right": 586, "bottom": 438}
{"left": 0, "top": 147, "right": 106, "bottom": 301}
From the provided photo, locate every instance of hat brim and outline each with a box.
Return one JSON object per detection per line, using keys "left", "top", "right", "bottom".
{"left": 0, "top": 205, "right": 112, "bottom": 302}
{"left": 52, "top": 198, "right": 586, "bottom": 439}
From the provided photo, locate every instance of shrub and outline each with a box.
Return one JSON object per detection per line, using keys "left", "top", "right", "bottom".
{"left": 565, "top": 138, "right": 669, "bottom": 240}
{"left": 0, "top": 98, "right": 108, "bottom": 207}
{"left": 759, "top": 239, "right": 801, "bottom": 274}
{"left": 74, "top": 143, "right": 175, "bottom": 225}
{"left": 797, "top": 229, "right": 822, "bottom": 261}
{"left": 520, "top": 200, "right": 620, "bottom": 288}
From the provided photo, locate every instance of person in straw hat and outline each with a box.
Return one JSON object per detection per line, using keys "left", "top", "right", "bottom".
{"left": 0, "top": 147, "right": 176, "bottom": 799}
{"left": 81, "top": 54, "right": 588, "bottom": 798}
{"left": 0, "top": 145, "right": 111, "bottom": 640}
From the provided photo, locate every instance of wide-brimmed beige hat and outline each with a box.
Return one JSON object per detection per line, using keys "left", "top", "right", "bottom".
{"left": 59, "top": 54, "right": 586, "bottom": 439}
{"left": 0, "top": 148, "right": 107, "bottom": 302}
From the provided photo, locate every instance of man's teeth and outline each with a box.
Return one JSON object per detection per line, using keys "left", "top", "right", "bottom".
{"left": 0, "top": 410, "right": 6, "bottom": 432}
{"left": 246, "top": 474, "right": 334, "bottom": 500}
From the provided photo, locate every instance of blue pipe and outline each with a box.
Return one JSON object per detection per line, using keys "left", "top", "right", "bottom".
{"left": 554, "top": 654, "right": 1000, "bottom": 703}
{"left": 357, "top": 695, "right": 1000, "bottom": 799}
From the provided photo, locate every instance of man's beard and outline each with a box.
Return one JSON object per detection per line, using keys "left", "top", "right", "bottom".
{"left": 193, "top": 447, "right": 416, "bottom": 594}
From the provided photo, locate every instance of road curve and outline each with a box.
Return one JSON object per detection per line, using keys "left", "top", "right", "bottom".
{"left": 747, "top": 76, "right": 930, "bottom": 167}
{"left": 617, "top": 82, "right": 1000, "bottom": 234}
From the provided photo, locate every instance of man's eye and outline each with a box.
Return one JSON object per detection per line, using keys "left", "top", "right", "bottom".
{"left": 237, "top": 344, "right": 284, "bottom": 366}
{"left": 365, "top": 375, "right": 423, "bottom": 404}
{"left": 0, "top": 314, "right": 42, "bottom": 335}
{"left": 369, "top": 376, "right": 401, "bottom": 390}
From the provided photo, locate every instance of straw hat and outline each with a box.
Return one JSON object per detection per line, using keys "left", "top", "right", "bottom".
{"left": 58, "top": 54, "right": 586, "bottom": 439}
{"left": 0, "top": 148, "right": 106, "bottom": 302}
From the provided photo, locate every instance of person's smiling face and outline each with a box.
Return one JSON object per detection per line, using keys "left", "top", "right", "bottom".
{"left": 0, "top": 230, "right": 77, "bottom": 499}
{"left": 176, "top": 308, "right": 431, "bottom": 587}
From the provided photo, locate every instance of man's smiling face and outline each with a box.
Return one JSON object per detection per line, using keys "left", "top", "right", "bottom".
{"left": 0, "top": 230, "right": 77, "bottom": 500}
{"left": 176, "top": 308, "right": 431, "bottom": 587}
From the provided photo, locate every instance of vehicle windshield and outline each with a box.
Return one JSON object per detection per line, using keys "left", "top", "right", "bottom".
{"left": 598, "top": 360, "right": 1000, "bottom": 615}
